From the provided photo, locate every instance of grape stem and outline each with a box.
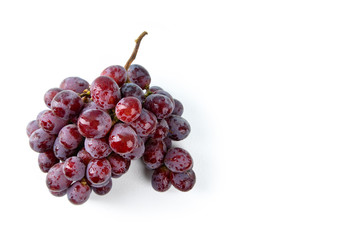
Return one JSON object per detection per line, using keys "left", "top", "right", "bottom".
{"left": 124, "top": 31, "right": 148, "bottom": 70}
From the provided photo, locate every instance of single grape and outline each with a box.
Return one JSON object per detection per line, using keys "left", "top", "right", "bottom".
{"left": 93, "top": 179, "right": 112, "bottom": 196}
{"left": 107, "top": 152, "right": 131, "bottom": 176}
{"left": 51, "top": 90, "right": 84, "bottom": 120}
{"left": 38, "top": 150, "right": 59, "bottom": 173}
{"left": 86, "top": 159, "right": 112, "bottom": 187}
{"left": 44, "top": 88, "right": 62, "bottom": 108}
{"left": 53, "top": 137, "right": 77, "bottom": 161}
{"left": 151, "top": 166, "right": 172, "bottom": 192}
{"left": 151, "top": 119, "right": 169, "bottom": 140}
{"left": 120, "top": 83, "right": 145, "bottom": 102}
{"left": 58, "top": 124, "right": 83, "bottom": 150}
{"left": 67, "top": 180, "right": 92, "bottom": 205}
{"left": 78, "top": 109, "right": 112, "bottom": 138}
{"left": 60, "top": 77, "right": 89, "bottom": 94}
{"left": 166, "top": 115, "right": 191, "bottom": 141}
{"left": 163, "top": 137, "right": 172, "bottom": 150}
{"left": 46, "top": 163, "right": 72, "bottom": 192}
{"left": 77, "top": 147, "right": 94, "bottom": 165}
{"left": 26, "top": 120, "right": 40, "bottom": 137}
{"left": 101, "top": 65, "right": 127, "bottom": 87}
{"left": 172, "top": 99, "right": 184, "bottom": 116}
{"left": 153, "top": 90, "right": 175, "bottom": 105}
{"left": 144, "top": 94, "right": 174, "bottom": 119}
{"left": 142, "top": 139, "right": 166, "bottom": 169}
{"left": 149, "top": 86, "right": 162, "bottom": 92}
{"left": 50, "top": 189, "right": 67, "bottom": 197}
{"left": 29, "top": 129, "right": 56, "bottom": 153}
{"left": 121, "top": 136, "right": 145, "bottom": 160}
{"left": 81, "top": 101, "right": 105, "bottom": 113}
{"left": 171, "top": 169, "right": 196, "bottom": 192}
{"left": 115, "top": 96, "right": 142, "bottom": 123}
{"left": 38, "top": 110, "right": 68, "bottom": 135}
{"left": 129, "top": 109, "right": 157, "bottom": 137}
{"left": 109, "top": 123, "right": 138, "bottom": 155}
{"left": 84, "top": 137, "right": 112, "bottom": 159}
{"left": 63, "top": 156, "right": 86, "bottom": 182}
{"left": 36, "top": 110, "right": 48, "bottom": 124}
{"left": 164, "top": 147, "right": 193, "bottom": 173}
{"left": 127, "top": 64, "right": 151, "bottom": 89}
{"left": 90, "top": 76, "right": 121, "bottom": 110}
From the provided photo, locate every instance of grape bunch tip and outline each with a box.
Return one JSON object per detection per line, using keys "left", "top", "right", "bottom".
{"left": 26, "top": 32, "right": 196, "bottom": 205}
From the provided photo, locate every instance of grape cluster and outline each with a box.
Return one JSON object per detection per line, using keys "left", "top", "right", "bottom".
{"left": 26, "top": 32, "right": 196, "bottom": 205}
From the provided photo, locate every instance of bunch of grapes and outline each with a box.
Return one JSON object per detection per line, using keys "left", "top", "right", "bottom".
{"left": 26, "top": 32, "right": 196, "bottom": 205}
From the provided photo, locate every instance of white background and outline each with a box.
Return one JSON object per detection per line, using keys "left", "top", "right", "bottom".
{"left": 0, "top": 0, "right": 359, "bottom": 239}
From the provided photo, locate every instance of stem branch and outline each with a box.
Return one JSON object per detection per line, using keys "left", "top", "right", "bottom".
{"left": 124, "top": 31, "right": 148, "bottom": 70}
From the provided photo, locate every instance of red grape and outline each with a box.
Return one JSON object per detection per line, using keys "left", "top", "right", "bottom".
{"left": 121, "top": 136, "right": 145, "bottom": 160}
{"left": 101, "top": 65, "right": 127, "bottom": 87}
{"left": 26, "top": 120, "right": 40, "bottom": 137}
{"left": 109, "top": 123, "right": 138, "bottom": 155}
{"left": 50, "top": 189, "right": 67, "bottom": 197}
{"left": 129, "top": 109, "right": 157, "bottom": 137}
{"left": 53, "top": 137, "right": 77, "bottom": 161}
{"left": 166, "top": 115, "right": 191, "bottom": 141}
{"left": 63, "top": 156, "right": 86, "bottom": 182}
{"left": 107, "top": 152, "right": 131, "bottom": 176}
{"left": 127, "top": 64, "right": 151, "bottom": 89}
{"left": 163, "top": 137, "right": 172, "bottom": 150}
{"left": 144, "top": 93, "right": 174, "bottom": 119}
{"left": 46, "top": 163, "right": 72, "bottom": 192}
{"left": 90, "top": 76, "right": 121, "bottom": 110}
{"left": 51, "top": 90, "right": 84, "bottom": 120}
{"left": 29, "top": 129, "right": 56, "bottom": 153}
{"left": 44, "top": 88, "right": 62, "bottom": 108}
{"left": 142, "top": 139, "right": 166, "bottom": 169}
{"left": 78, "top": 109, "right": 112, "bottom": 138}
{"left": 86, "top": 159, "right": 112, "bottom": 187}
{"left": 84, "top": 137, "right": 112, "bottom": 159}
{"left": 120, "top": 83, "right": 145, "bottom": 102}
{"left": 164, "top": 147, "right": 193, "bottom": 173}
{"left": 151, "top": 119, "right": 169, "bottom": 140}
{"left": 93, "top": 179, "right": 112, "bottom": 196}
{"left": 171, "top": 169, "right": 196, "bottom": 192}
{"left": 38, "top": 150, "right": 59, "bottom": 173}
{"left": 151, "top": 166, "right": 172, "bottom": 192}
{"left": 77, "top": 147, "right": 94, "bottom": 165}
{"left": 39, "top": 110, "right": 68, "bottom": 135}
{"left": 60, "top": 77, "right": 89, "bottom": 94}
{"left": 67, "top": 181, "right": 92, "bottom": 205}
{"left": 115, "top": 96, "right": 142, "bottom": 123}
{"left": 58, "top": 124, "right": 83, "bottom": 150}
{"left": 172, "top": 99, "right": 184, "bottom": 116}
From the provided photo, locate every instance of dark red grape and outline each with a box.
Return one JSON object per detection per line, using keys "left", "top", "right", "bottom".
{"left": 51, "top": 90, "right": 84, "bottom": 120}
{"left": 90, "top": 76, "right": 121, "bottom": 110}
{"left": 163, "top": 137, "right": 172, "bottom": 150}
{"left": 115, "top": 97, "right": 142, "bottom": 123}
{"left": 44, "top": 88, "right": 62, "bottom": 108}
{"left": 81, "top": 101, "right": 105, "bottom": 113}
{"left": 38, "top": 150, "right": 59, "bottom": 173}
{"left": 149, "top": 86, "right": 162, "bottom": 92}
{"left": 151, "top": 119, "right": 169, "bottom": 140}
{"left": 36, "top": 110, "right": 48, "bottom": 124}
{"left": 39, "top": 110, "right": 68, "bottom": 135}
{"left": 171, "top": 169, "right": 196, "bottom": 192}
{"left": 67, "top": 180, "right": 92, "bottom": 205}
{"left": 101, "top": 65, "right": 127, "bottom": 87}
{"left": 129, "top": 109, "right": 157, "bottom": 137}
{"left": 109, "top": 123, "right": 138, "bottom": 154}
{"left": 46, "top": 163, "right": 72, "bottom": 192}
{"left": 29, "top": 129, "right": 56, "bottom": 153}
{"left": 77, "top": 147, "right": 94, "bottom": 165}
{"left": 172, "top": 99, "right": 184, "bottom": 116}
{"left": 78, "top": 109, "right": 112, "bottom": 138}
{"left": 107, "top": 152, "right": 131, "bottom": 176}
{"left": 93, "top": 179, "right": 112, "bottom": 196}
{"left": 151, "top": 166, "right": 172, "bottom": 192}
{"left": 127, "top": 64, "right": 151, "bottom": 89}
{"left": 86, "top": 159, "right": 112, "bottom": 187}
{"left": 63, "top": 156, "right": 86, "bottom": 182}
{"left": 84, "top": 137, "right": 112, "bottom": 159}
{"left": 164, "top": 147, "right": 193, "bottom": 173}
{"left": 60, "top": 77, "right": 89, "bottom": 94}
{"left": 122, "top": 136, "right": 145, "bottom": 160}
{"left": 144, "top": 94, "right": 174, "bottom": 119}
{"left": 120, "top": 83, "right": 145, "bottom": 102}
{"left": 26, "top": 120, "right": 40, "bottom": 137}
{"left": 58, "top": 124, "right": 83, "bottom": 150}
{"left": 166, "top": 115, "right": 191, "bottom": 141}
{"left": 53, "top": 137, "right": 77, "bottom": 161}
{"left": 153, "top": 90, "right": 175, "bottom": 105}
{"left": 50, "top": 189, "right": 67, "bottom": 197}
{"left": 142, "top": 139, "right": 166, "bottom": 169}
